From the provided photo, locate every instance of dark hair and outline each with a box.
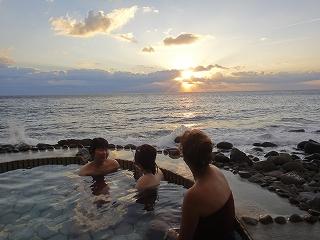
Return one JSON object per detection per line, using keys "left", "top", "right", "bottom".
{"left": 89, "top": 138, "right": 109, "bottom": 157}
{"left": 180, "top": 129, "right": 213, "bottom": 171}
{"left": 134, "top": 144, "right": 157, "bottom": 175}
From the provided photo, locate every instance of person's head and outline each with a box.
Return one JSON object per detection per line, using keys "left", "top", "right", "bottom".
{"left": 134, "top": 144, "right": 157, "bottom": 175}
{"left": 89, "top": 138, "right": 109, "bottom": 162}
{"left": 180, "top": 129, "right": 213, "bottom": 173}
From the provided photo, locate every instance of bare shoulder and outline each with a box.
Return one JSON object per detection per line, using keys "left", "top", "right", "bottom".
{"left": 78, "top": 162, "right": 92, "bottom": 176}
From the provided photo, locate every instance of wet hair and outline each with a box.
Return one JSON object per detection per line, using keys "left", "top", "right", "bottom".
{"left": 134, "top": 144, "right": 157, "bottom": 175}
{"left": 89, "top": 138, "right": 109, "bottom": 158}
{"left": 180, "top": 129, "right": 213, "bottom": 171}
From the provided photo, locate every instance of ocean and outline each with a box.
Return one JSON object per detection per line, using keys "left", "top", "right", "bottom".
{"left": 0, "top": 90, "right": 319, "bottom": 153}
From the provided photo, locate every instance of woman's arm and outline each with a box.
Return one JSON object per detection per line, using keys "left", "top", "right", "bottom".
{"left": 177, "top": 191, "right": 199, "bottom": 240}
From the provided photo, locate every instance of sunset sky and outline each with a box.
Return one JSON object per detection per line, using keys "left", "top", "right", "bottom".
{"left": 0, "top": 0, "right": 320, "bottom": 95}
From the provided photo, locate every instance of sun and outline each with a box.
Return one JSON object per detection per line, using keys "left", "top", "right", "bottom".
{"left": 181, "top": 82, "right": 195, "bottom": 92}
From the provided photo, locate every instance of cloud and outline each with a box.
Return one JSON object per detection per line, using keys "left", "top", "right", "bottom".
{"left": 142, "top": 6, "right": 159, "bottom": 14}
{"left": 114, "top": 33, "right": 137, "bottom": 43}
{"left": 163, "top": 33, "right": 200, "bottom": 46}
{"left": 142, "top": 46, "right": 155, "bottom": 53}
{"left": 50, "top": 6, "right": 138, "bottom": 37}
{"left": 0, "top": 62, "right": 319, "bottom": 95}
{"left": 193, "top": 64, "right": 229, "bottom": 72}
{"left": 0, "top": 48, "right": 15, "bottom": 66}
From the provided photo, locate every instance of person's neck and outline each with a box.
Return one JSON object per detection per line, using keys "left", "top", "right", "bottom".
{"left": 190, "top": 165, "right": 210, "bottom": 181}
{"left": 93, "top": 158, "right": 105, "bottom": 166}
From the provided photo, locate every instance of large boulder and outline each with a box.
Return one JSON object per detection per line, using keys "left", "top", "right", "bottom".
{"left": 280, "top": 172, "right": 305, "bottom": 186}
{"left": 230, "top": 148, "right": 250, "bottom": 162}
{"left": 213, "top": 152, "right": 230, "bottom": 163}
{"left": 282, "top": 161, "right": 305, "bottom": 173}
{"left": 216, "top": 142, "right": 233, "bottom": 150}
{"left": 268, "top": 153, "right": 292, "bottom": 165}
{"left": 305, "top": 140, "right": 320, "bottom": 154}
{"left": 264, "top": 151, "right": 279, "bottom": 158}
{"left": 254, "top": 160, "right": 277, "bottom": 172}
{"left": 261, "top": 142, "right": 278, "bottom": 148}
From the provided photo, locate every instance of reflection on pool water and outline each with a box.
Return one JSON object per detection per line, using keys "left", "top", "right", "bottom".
{"left": 0, "top": 165, "right": 186, "bottom": 240}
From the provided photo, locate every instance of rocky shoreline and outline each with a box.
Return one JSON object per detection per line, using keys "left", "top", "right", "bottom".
{"left": 1, "top": 137, "right": 320, "bottom": 225}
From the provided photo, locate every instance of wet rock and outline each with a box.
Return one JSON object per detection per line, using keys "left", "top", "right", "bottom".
{"left": 216, "top": 142, "right": 233, "bottom": 150}
{"left": 259, "top": 214, "right": 273, "bottom": 224}
{"left": 238, "top": 171, "right": 252, "bottom": 179}
{"left": 289, "top": 129, "right": 305, "bottom": 132}
{"left": 308, "top": 209, "right": 320, "bottom": 216}
{"left": 58, "top": 139, "right": 92, "bottom": 147}
{"left": 264, "top": 151, "right": 279, "bottom": 158}
{"left": 304, "top": 140, "right": 320, "bottom": 154}
{"left": 31, "top": 146, "right": 39, "bottom": 151}
{"left": 252, "top": 147, "right": 263, "bottom": 152}
{"left": 213, "top": 153, "right": 230, "bottom": 163}
{"left": 108, "top": 144, "right": 116, "bottom": 149}
{"left": 305, "top": 153, "right": 320, "bottom": 161}
{"left": 309, "top": 194, "right": 320, "bottom": 211}
{"left": 303, "top": 215, "right": 318, "bottom": 224}
{"left": 47, "top": 145, "right": 55, "bottom": 151}
{"left": 62, "top": 145, "right": 69, "bottom": 150}
{"left": 289, "top": 214, "right": 303, "bottom": 223}
{"left": 124, "top": 144, "right": 137, "bottom": 150}
{"left": 261, "top": 142, "right": 278, "bottom": 148}
{"left": 268, "top": 153, "right": 292, "bottom": 165}
{"left": 253, "top": 143, "right": 262, "bottom": 147}
{"left": 116, "top": 145, "right": 124, "bottom": 150}
{"left": 264, "top": 170, "right": 283, "bottom": 178}
{"left": 281, "top": 172, "right": 305, "bottom": 185}
{"left": 241, "top": 216, "right": 258, "bottom": 225}
{"left": 274, "top": 216, "right": 287, "bottom": 224}
{"left": 174, "top": 136, "right": 181, "bottom": 143}
{"left": 289, "top": 197, "right": 300, "bottom": 205}
{"left": 230, "top": 148, "right": 250, "bottom": 163}
{"left": 282, "top": 161, "right": 305, "bottom": 173}
{"left": 37, "top": 143, "right": 52, "bottom": 150}
{"left": 248, "top": 173, "right": 265, "bottom": 184}
{"left": 254, "top": 160, "right": 277, "bottom": 172}
{"left": 165, "top": 148, "right": 181, "bottom": 159}
{"left": 297, "top": 141, "right": 309, "bottom": 150}
{"left": 298, "top": 202, "right": 311, "bottom": 211}
{"left": 252, "top": 157, "right": 260, "bottom": 162}
{"left": 16, "top": 143, "right": 31, "bottom": 152}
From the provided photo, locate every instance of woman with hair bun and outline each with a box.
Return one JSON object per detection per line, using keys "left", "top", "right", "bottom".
{"left": 167, "top": 129, "right": 236, "bottom": 240}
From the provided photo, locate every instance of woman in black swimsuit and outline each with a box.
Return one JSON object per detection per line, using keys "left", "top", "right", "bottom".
{"left": 167, "top": 129, "right": 236, "bottom": 240}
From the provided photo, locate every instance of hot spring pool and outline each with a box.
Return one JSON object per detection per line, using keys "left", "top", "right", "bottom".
{"left": 0, "top": 165, "right": 186, "bottom": 240}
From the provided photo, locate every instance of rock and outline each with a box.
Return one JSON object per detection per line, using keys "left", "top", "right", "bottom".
{"left": 31, "top": 146, "right": 39, "bottom": 151}
{"left": 213, "top": 153, "right": 230, "bottom": 163}
{"left": 241, "top": 216, "right": 258, "bottom": 225}
{"left": 309, "top": 194, "right": 320, "bottom": 211}
{"left": 289, "top": 197, "right": 300, "bottom": 205}
{"left": 253, "top": 143, "right": 262, "bottom": 147}
{"left": 303, "top": 215, "right": 318, "bottom": 224}
{"left": 216, "top": 142, "right": 233, "bottom": 150}
{"left": 174, "top": 136, "right": 181, "bottom": 143}
{"left": 297, "top": 141, "right": 309, "bottom": 150}
{"left": 264, "top": 151, "right": 279, "bottom": 158}
{"left": 253, "top": 147, "right": 263, "bottom": 152}
{"left": 124, "top": 144, "right": 137, "bottom": 150}
{"left": 16, "top": 143, "right": 31, "bottom": 152}
{"left": 37, "top": 143, "right": 52, "bottom": 150}
{"left": 282, "top": 161, "right": 305, "bottom": 173}
{"left": 259, "top": 215, "right": 273, "bottom": 224}
{"left": 238, "top": 171, "right": 252, "bottom": 179}
{"left": 116, "top": 145, "right": 123, "bottom": 150}
{"left": 230, "top": 148, "right": 250, "bottom": 163}
{"left": 299, "top": 202, "right": 311, "bottom": 211}
{"left": 289, "top": 214, "right": 303, "bottom": 223}
{"left": 254, "top": 160, "right": 277, "bottom": 172}
{"left": 252, "top": 157, "right": 260, "bottom": 162}
{"left": 264, "top": 170, "right": 283, "bottom": 178}
{"left": 268, "top": 153, "right": 292, "bottom": 165}
{"left": 308, "top": 209, "right": 320, "bottom": 216}
{"left": 305, "top": 153, "right": 320, "bottom": 161}
{"left": 304, "top": 140, "right": 320, "bottom": 154}
{"left": 108, "top": 144, "right": 116, "bottom": 149}
{"left": 261, "top": 142, "right": 278, "bottom": 148}
{"left": 248, "top": 173, "right": 265, "bottom": 184}
{"left": 165, "top": 148, "right": 181, "bottom": 159}
{"left": 274, "top": 216, "right": 287, "bottom": 224}
{"left": 289, "top": 129, "right": 305, "bottom": 132}
{"left": 57, "top": 138, "right": 92, "bottom": 147}
{"left": 62, "top": 145, "right": 69, "bottom": 150}
{"left": 281, "top": 172, "right": 305, "bottom": 185}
